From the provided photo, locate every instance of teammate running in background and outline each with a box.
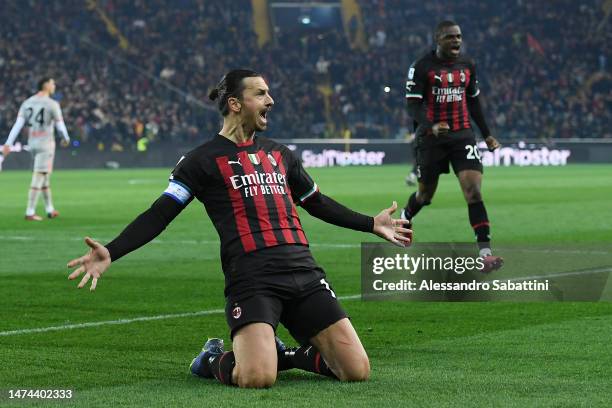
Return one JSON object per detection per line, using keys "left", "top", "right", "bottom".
{"left": 403, "top": 21, "right": 503, "bottom": 272}
{"left": 2, "top": 77, "right": 70, "bottom": 220}
{"left": 67, "top": 69, "right": 412, "bottom": 388}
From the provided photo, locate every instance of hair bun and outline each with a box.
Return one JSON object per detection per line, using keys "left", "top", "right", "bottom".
{"left": 208, "top": 88, "right": 220, "bottom": 101}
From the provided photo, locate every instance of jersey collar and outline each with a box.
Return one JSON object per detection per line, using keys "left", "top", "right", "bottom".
{"left": 216, "top": 133, "right": 256, "bottom": 147}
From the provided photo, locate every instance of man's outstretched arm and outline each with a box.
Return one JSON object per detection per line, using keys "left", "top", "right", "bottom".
{"left": 301, "top": 191, "right": 373, "bottom": 232}
{"left": 286, "top": 148, "right": 411, "bottom": 247}
{"left": 301, "top": 193, "right": 412, "bottom": 247}
{"left": 67, "top": 195, "right": 187, "bottom": 290}
{"left": 105, "top": 195, "right": 186, "bottom": 261}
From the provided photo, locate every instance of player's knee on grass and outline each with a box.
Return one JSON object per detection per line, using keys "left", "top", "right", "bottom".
{"left": 335, "top": 353, "right": 370, "bottom": 382}
{"left": 232, "top": 322, "right": 278, "bottom": 388}
{"left": 234, "top": 365, "right": 277, "bottom": 388}
{"left": 232, "top": 346, "right": 277, "bottom": 388}
{"left": 311, "top": 319, "right": 370, "bottom": 382}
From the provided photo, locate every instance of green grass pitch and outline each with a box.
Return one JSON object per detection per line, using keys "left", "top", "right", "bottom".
{"left": 0, "top": 164, "right": 611, "bottom": 407}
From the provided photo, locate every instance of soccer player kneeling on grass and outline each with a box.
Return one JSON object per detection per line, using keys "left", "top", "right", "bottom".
{"left": 67, "top": 69, "right": 412, "bottom": 388}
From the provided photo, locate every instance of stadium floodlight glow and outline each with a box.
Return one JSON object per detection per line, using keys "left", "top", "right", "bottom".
{"left": 301, "top": 16, "right": 311, "bottom": 24}
{"left": 384, "top": 86, "right": 391, "bottom": 93}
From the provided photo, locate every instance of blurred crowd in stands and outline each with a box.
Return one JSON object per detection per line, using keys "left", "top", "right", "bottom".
{"left": 355, "top": 0, "right": 611, "bottom": 140}
{"left": 1, "top": 0, "right": 610, "bottom": 149}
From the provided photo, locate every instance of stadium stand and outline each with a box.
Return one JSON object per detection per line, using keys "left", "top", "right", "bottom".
{"left": 1, "top": 0, "right": 609, "bottom": 147}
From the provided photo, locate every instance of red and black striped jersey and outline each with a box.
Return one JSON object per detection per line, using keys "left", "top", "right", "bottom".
{"left": 165, "top": 134, "right": 317, "bottom": 271}
{"left": 405, "top": 51, "right": 480, "bottom": 132}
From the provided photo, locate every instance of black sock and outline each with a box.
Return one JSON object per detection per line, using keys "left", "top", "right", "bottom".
{"left": 404, "top": 192, "right": 424, "bottom": 219}
{"left": 277, "top": 349, "right": 294, "bottom": 371}
{"left": 209, "top": 351, "right": 236, "bottom": 385}
{"left": 279, "top": 346, "right": 338, "bottom": 379}
{"left": 468, "top": 201, "right": 491, "bottom": 250}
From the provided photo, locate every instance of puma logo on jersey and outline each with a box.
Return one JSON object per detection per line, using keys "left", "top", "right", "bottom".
{"left": 434, "top": 75, "right": 442, "bottom": 82}
{"left": 228, "top": 158, "right": 242, "bottom": 166}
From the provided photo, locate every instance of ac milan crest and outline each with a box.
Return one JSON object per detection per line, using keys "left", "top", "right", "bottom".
{"left": 267, "top": 153, "right": 277, "bottom": 167}
{"left": 232, "top": 306, "right": 242, "bottom": 319}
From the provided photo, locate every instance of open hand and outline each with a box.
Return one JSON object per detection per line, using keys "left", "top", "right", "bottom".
{"left": 373, "top": 201, "right": 413, "bottom": 247}
{"left": 67, "top": 237, "right": 111, "bottom": 291}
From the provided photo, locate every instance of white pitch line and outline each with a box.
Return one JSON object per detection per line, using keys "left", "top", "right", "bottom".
{"left": 0, "top": 309, "right": 223, "bottom": 337}
{"left": 1, "top": 266, "right": 610, "bottom": 338}
{"left": 1, "top": 235, "right": 610, "bottom": 253}
{"left": 127, "top": 179, "right": 160, "bottom": 185}
{"left": 0, "top": 294, "right": 362, "bottom": 337}
{"left": 0, "top": 235, "right": 359, "bottom": 249}
{"left": 502, "top": 267, "right": 612, "bottom": 282}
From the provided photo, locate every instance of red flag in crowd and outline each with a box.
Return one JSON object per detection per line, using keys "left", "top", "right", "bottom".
{"left": 527, "top": 33, "right": 545, "bottom": 56}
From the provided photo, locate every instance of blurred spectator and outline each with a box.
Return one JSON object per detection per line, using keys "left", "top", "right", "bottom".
{"left": 355, "top": 0, "right": 612, "bottom": 139}
{"left": 0, "top": 0, "right": 609, "bottom": 147}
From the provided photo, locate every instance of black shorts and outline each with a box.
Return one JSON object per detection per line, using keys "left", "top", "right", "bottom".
{"left": 415, "top": 129, "right": 483, "bottom": 183}
{"left": 224, "top": 245, "right": 348, "bottom": 345}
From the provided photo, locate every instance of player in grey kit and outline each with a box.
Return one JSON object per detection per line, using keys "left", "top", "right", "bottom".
{"left": 2, "top": 77, "right": 70, "bottom": 221}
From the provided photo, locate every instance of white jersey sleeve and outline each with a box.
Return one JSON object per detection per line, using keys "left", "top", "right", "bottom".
{"left": 5, "top": 101, "right": 27, "bottom": 145}
{"left": 52, "top": 101, "right": 69, "bottom": 141}
{"left": 4, "top": 116, "right": 26, "bottom": 146}
{"left": 51, "top": 100, "right": 63, "bottom": 122}
{"left": 17, "top": 101, "right": 27, "bottom": 119}
{"left": 55, "top": 120, "right": 70, "bottom": 142}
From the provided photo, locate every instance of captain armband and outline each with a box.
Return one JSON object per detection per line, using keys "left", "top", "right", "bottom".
{"left": 163, "top": 180, "right": 193, "bottom": 205}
